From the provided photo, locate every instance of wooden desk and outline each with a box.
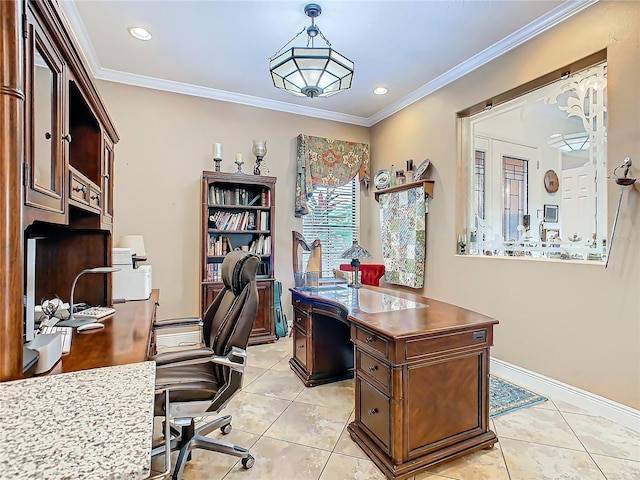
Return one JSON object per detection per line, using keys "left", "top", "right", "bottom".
{"left": 51, "top": 289, "right": 159, "bottom": 374}
{"left": 290, "top": 285, "right": 498, "bottom": 480}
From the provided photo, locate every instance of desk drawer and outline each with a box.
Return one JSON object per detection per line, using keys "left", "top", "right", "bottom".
{"left": 358, "top": 377, "right": 390, "bottom": 452}
{"left": 292, "top": 308, "right": 309, "bottom": 334}
{"left": 293, "top": 328, "right": 308, "bottom": 368}
{"left": 88, "top": 185, "right": 101, "bottom": 210}
{"left": 355, "top": 326, "right": 389, "bottom": 359}
{"left": 70, "top": 173, "right": 90, "bottom": 204}
{"left": 357, "top": 348, "right": 390, "bottom": 394}
{"left": 405, "top": 329, "right": 489, "bottom": 360}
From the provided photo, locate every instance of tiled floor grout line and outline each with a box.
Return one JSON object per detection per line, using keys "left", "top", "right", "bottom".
{"left": 555, "top": 408, "right": 610, "bottom": 480}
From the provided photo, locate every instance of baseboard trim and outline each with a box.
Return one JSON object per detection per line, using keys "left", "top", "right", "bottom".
{"left": 491, "top": 358, "right": 640, "bottom": 432}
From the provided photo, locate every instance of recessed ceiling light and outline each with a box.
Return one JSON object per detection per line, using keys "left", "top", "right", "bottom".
{"left": 373, "top": 87, "right": 388, "bottom": 95}
{"left": 128, "top": 26, "right": 152, "bottom": 41}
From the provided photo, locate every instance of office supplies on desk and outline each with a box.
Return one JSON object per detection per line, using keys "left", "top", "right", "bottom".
{"left": 39, "top": 325, "right": 72, "bottom": 353}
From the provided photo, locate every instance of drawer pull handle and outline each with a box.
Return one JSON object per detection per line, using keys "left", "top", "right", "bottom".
{"left": 297, "top": 345, "right": 305, "bottom": 349}
{"left": 91, "top": 193, "right": 100, "bottom": 202}
{"left": 366, "top": 336, "right": 375, "bottom": 343}
{"left": 368, "top": 408, "right": 378, "bottom": 415}
{"left": 368, "top": 365, "right": 378, "bottom": 372}
{"left": 73, "top": 185, "right": 86, "bottom": 193}
{"left": 473, "top": 331, "right": 486, "bottom": 341}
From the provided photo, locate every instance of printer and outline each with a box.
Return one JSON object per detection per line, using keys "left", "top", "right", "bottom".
{"left": 112, "top": 247, "right": 152, "bottom": 301}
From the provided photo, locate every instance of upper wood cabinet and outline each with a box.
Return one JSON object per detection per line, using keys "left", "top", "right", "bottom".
{"left": 22, "top": 1, "right": 119, "bottom": 229}
{"left": 24, "top": 3, "right": 67, "bottom": 222}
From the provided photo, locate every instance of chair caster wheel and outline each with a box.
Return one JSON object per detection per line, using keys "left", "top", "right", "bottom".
{"left": 220, "top": 423, "right": 232, "bottom": 435}
{"left": 242, "top": 455, "right": 255, "bottom": 469}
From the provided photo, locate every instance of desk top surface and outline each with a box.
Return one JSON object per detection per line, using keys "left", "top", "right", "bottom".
{"left": 54, "top": 289, "right": 159, "bottom": 374}
{"left": 0, "top": 361, "right": 155, "bottom": 480}
{"left": 291, "top": 285, "right": 498, "bottom": 338}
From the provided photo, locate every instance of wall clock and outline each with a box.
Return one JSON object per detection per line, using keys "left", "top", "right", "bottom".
{"left": 544, "top": 169, "right": 559, "bottom": 193}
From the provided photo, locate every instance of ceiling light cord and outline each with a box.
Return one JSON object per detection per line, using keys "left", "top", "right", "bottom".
{"left": 269, "top": 26, "right": 305, "bottom": 61}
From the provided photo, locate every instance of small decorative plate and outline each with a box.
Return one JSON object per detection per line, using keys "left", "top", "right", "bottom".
{"left": 374, "top": 169, "right": 391, "bottom": 190}
{"left": 413, "top": 158, "right": 431, "bottom": 181}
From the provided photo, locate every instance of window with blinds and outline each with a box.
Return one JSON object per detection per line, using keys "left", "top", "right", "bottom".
{"left": 302, "top": 178, "right": 359, "bottom": 277}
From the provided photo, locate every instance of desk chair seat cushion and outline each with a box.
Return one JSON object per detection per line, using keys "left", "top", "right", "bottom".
{"left": 155, "top": 364, "right": 219, "bottom": 412}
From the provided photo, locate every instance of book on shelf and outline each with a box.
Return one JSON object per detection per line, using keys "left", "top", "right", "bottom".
{"left": 208, "top": 185, "right": 266, "bottom": 207}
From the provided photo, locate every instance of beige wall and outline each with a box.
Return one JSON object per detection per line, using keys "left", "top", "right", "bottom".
{"left": 96, "top": 80, "right": 369, "bottom": 324}
{"left": 97, "top": 1, "right": 638, "bottom": 409}
{"left": 367, "top": 1, "right": 639, "bottom": 408}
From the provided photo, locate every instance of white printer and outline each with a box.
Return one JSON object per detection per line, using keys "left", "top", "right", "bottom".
{"left": 112, "top": 247, "right": 152, "bottom": 301}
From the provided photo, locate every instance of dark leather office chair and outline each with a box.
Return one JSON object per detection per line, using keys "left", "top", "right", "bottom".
{"left": 152, "top": 251, "right": 259, "bottom": 480}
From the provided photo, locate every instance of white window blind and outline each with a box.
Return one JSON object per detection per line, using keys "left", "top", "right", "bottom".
{"left": 302, "top": 178, "right": 359, "bottom": 277}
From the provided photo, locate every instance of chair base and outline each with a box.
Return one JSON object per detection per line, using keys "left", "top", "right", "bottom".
{"left": 152, "top": 414, "right": 254, "bottom": 480}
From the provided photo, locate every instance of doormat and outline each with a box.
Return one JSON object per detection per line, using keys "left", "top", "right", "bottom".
{"left": 490, "top": 376, "right": 548, "bottom": 418}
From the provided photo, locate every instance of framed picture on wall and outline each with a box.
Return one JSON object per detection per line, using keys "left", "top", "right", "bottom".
{"left": 544, "top": 204, "right": 558, "bottom": 223}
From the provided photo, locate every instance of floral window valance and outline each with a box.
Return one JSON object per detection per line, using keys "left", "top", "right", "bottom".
{"left": 295, "top": 134, "right": 370, "bottom": 217}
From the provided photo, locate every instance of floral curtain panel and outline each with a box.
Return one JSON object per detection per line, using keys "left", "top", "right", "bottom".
{"left": 295, "top": 134, "right": 370, "bottom": 217}
{"left": 379, "top": 186, "right": 428, "bottom": 288}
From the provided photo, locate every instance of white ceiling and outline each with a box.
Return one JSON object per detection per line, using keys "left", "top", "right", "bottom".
{"left": 59, "top": 0, "right": 597, "bottom": 127}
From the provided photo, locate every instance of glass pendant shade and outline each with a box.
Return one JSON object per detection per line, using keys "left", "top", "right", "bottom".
{"left": 270, "top": 47, "right": 354, "bottom": 98}
{"left": 269, "top": 3, "right": 354, "bottom": 98}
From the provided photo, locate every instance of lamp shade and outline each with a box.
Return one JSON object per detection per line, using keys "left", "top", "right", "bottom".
{"left": 118, "top": 235, "right": 146, "bottom": 259}
{"left": 341, "top": 240, "right": 372, "bottom": 260}
{"left": 270, "top": 47, "right": 354, "bottom": 98}
{"left": 269, "top": 3, "right": 354, "bottom": 99}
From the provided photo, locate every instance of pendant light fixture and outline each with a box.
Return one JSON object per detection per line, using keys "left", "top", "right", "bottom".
{"left": 269, "top": 3, "right": 354, "bottom": 98}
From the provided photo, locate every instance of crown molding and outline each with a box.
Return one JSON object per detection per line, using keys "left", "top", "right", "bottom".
{"left": 59, "top": 0, "right": 598, "bottom": 128}
{"left": 367, "top": 0, "right": 599, "bottom": 126}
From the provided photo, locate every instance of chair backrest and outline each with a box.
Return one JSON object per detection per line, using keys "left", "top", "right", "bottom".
{"left": 201, "top": 251, "right": 259, "bottom": 382}
{"left": 292, "top": 230, "right": 322, "bottom": 277}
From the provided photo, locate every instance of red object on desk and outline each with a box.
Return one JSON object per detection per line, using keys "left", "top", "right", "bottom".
{"left": 339, "top": 264, "right": 385, "bottom": 286}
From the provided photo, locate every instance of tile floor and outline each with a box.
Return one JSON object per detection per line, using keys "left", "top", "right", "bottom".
{"left": 158, "top": 339, "right": 640, "bottom": 480}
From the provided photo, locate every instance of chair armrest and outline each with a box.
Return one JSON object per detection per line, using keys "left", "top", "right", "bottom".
{"left": 153, "top": 346, "right": 247, "bottom": 373}
{"left": 154, "top": 316, "right": 202, "bottom": 329}
{"left": 153, "top": 347, "right": 212, "bottom": 366}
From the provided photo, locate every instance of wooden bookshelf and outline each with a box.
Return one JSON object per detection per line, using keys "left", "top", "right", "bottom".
{"left": 201, "top": 171, "right": 276, "bottom": 345}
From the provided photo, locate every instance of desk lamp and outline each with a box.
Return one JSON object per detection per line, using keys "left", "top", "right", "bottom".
{"left": 57, "top": 267, "right": 120, "bottom": 327}
{"left": 340, "top": 240, "right": 372, "bottom": 288}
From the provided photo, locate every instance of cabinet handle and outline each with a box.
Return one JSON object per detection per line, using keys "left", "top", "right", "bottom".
{"left": 366, "top": 336, "right": 375, "bottom": 343}
{"left": 103, "top": 173, "right": 110, "bottom": 179}
{"left": 44, "top": 132, "right": 51, "bottom": 139}
{"left": 297, "top": 345, "right": 304, "bottom": 349}
{"left": 91, "top": 193, "right": 101, "bottom": 204}
{"left": 368, "top": 365, "right": 378, "bottom": 372}
{"left": 62, "top": 133, "right": 72, "bottom": 143}
{"left": 368, "top": 408, "right": 378, "bottom": 415}
{"left": 73, "top": 185, "right": 86, "bottom": 193}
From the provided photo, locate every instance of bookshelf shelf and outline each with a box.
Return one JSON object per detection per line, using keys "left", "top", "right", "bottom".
{"left": 201, "top": 171, "right": 277, "bottom": 345}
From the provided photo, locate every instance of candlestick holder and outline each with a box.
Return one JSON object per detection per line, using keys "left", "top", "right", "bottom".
{"left": 213, "top": 157, "right": 222, "bottom": 172}
{"left": 252, "top": 140, "right": 269, "bottom": 175}
{"left": 234, "top": 155, "right": 244, "bottom": 173}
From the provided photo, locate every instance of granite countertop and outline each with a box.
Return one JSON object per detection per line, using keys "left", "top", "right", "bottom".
{"left": 0, "top": 362, "right": 155, "bottom": 480}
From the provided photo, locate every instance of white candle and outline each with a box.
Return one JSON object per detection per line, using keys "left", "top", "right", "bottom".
{"left": 235, "top": 153, "right": 243, "bottom": 163}
{"left": 213, "top": 143, "right": 222, "bottom": 159}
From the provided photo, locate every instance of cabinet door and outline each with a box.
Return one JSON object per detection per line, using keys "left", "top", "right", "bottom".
{"left": 101, "top": 136, "right": 115, "bottom": 227}
{"left": 24, "top": 10, "right": 67, "bottom": 219}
